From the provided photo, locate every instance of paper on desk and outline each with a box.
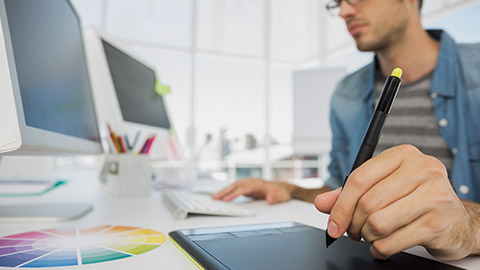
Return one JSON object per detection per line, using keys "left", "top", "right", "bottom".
{"left": 0, "top": 180, "right": 66, "bottom": 197}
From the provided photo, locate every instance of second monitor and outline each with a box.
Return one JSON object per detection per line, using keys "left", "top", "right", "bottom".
{"left": 102, "top": 39, "right": 171, "bottom": 131}
{"left": 84, "top": 28, "right": 180, "bottom": 159}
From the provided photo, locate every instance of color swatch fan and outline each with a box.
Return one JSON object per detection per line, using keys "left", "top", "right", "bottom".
{"left": 0, "top": 225, "right": 167, "bottom": 268}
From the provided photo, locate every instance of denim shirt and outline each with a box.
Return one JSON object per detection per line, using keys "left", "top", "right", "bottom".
{"left": 325, "top": 30, "right": 480, "bottom": 202}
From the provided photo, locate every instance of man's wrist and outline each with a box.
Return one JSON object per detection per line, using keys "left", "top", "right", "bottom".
{"left": 461, "top": 199, "right": 480, "bottom": 256}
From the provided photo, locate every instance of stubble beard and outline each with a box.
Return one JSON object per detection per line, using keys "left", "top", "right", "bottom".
{"left": 353, "top": 18, "right": 409, "bottom": 53}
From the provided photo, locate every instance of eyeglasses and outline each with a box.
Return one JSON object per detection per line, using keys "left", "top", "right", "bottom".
{"left": 325, "top": 0, "right": 365, "bottom": 16}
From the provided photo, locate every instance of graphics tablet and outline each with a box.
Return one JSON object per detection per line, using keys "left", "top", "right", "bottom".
{"left": 169, "top": 221, "right": 464, "bottom": 270}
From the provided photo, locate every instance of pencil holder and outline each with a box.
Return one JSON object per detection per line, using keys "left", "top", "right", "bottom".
{"left": 105, "top": 154, "right": 152, "bottom": 197}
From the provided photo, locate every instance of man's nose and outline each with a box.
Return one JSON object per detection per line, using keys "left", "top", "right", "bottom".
{"left": 339, "top": 1, "right": 356, "bottom": 20}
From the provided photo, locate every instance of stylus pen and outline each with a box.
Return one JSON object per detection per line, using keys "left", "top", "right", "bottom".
{"left": 326, "top": 68, "right": 403, "bottom": 248}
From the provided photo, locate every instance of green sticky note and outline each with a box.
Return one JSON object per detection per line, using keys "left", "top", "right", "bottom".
{"left": 155, "top": 79, "right": 171, "bottom": 96}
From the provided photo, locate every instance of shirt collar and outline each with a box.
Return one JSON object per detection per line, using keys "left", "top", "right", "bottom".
{"left": 428, "top": 30, "right": 458, "bottom": 97}
{"left": 362, "top": 58, "right": 377, "bottom": 102}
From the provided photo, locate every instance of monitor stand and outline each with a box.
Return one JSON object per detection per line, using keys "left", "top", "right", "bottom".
{"left": 0, "top": 204, "right": 92, "bottom": 223}
{"left": 0, "top": 156, "right": 93, "bottom": 223}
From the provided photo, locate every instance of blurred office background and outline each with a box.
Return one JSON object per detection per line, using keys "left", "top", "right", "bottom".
{"left": 70, "top": 0, "right": 480, "bottom": 185}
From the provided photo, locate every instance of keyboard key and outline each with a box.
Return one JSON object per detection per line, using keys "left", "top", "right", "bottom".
{"left": 162, "top": 192, "right": 255, "bottom": 220}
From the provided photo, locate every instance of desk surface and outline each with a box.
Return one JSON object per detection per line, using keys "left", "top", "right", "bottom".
{"left": 0, "top": 167, "right": 478, "bottom": 270}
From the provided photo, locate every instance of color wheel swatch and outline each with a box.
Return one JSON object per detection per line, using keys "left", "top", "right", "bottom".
{"left": 0, "top": 225, "right": 167, "bottom": 268}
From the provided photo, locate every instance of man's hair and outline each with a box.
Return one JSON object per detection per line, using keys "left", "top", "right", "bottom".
{"left": 419, "top": 0, "right": 423, "bottom": 10}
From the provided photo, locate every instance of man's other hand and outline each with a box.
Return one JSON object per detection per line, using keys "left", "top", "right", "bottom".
{"left": 212, "top": 178, "right": 293, "bottom": 205}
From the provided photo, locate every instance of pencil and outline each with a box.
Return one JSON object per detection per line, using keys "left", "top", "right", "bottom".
{"left": 145, "top": 135, "right": 156, "bottom": 154}
{"left": 118, "top": 136, "right": 127, "bottom": 153}
{"left": 138, "top": 136, "right": 150, "bottom": 154}
{"left": 107, "top": 123, "right": 121, "bottom": 153}
{"left": 131, "top": 131, "right": 141, "bottom": 150}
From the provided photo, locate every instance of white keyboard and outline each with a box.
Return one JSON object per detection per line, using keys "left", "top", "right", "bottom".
{"left": 162, "top": 191, "right": 255, "bottom": 220}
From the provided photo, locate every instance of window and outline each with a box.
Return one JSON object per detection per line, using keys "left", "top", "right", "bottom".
{"left": 84, "top": 0, "right": 479, "bottom": 182}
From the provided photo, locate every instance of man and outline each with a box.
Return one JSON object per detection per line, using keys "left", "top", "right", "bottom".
{"left": 213, "top": 0, "right": 480, "bottom": 261}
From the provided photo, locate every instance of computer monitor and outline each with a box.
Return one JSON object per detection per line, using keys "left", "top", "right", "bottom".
{"left": 103, "top": 40, "right": 171, "bottom": 131}
{"left": 0, "top": 0, "right": 103, "bottom": 221}
{"left": 0, "top": 0, "right": 102, "bottom": 154}
{"left": 83, "top": 27, "right": 180, "bottom": 160}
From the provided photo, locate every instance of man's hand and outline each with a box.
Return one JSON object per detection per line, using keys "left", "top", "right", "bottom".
{"left": 212, "top": 178, "right": 294, "bottom": 204}
{"left": 315, "top": 144, "right": 479, "bottom": 260}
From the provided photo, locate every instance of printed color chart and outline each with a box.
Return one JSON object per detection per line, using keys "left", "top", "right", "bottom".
{"left": 0, "top": 225, "right": 167, "bottom": 268}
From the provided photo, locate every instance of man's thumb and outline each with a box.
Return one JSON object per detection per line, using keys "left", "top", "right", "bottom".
{"left": 314, "top": 187, "right": 342, "bottom": 214}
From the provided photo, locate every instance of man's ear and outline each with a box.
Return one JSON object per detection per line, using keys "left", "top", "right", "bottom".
{"left": 404, "top": 0, "right": 422, "bottom": 16}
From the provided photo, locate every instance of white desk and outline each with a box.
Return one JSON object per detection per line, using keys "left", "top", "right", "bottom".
{"left": 0, "top": 167, "right": 479, "bottom": 270}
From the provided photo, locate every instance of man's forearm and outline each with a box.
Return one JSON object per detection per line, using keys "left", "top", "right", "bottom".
{"left": 461, "top": 199, "right": 480, "bottom": 256}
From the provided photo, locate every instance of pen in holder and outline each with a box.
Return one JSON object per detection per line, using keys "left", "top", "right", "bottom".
{"left": 103, "top": 124, "right": 155, "bottom": 197}
{"left": 105, "top": 153, "right": 152, "bottom": 197}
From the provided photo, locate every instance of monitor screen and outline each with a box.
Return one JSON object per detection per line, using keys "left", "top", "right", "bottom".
{"left": 4, "top": 0, "right": 100, "bottom": 143}
{"left": 101, "top": 39, "right": 171, "bottom": 130}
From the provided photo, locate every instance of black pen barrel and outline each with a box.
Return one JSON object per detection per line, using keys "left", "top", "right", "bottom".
{"left": 326, "top": 71, "right": 402, "bottom": 248}
{"left": 351, "top": 110, "right": 387, "bottom": 172}
{"left": 376, "top": 76, "right": 402, "bottom": 114}
{"left": 349, "top": 75, "right": 401, "bottom": 174}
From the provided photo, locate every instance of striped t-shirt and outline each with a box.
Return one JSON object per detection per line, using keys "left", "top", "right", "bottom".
{"left": 373, "top": 71, "right": 453, "bottom": 174}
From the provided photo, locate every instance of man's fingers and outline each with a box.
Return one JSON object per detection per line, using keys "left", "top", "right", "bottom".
{"left": 265, "top": 193, "right": 275, "bottom": 204}
{"left": 212, "top": 184, "right": 237, "bottom": 200}
{"left": 266, "top": 192, "right": 285, "bottom": 205}
{"left": 347, "top": 165, "right": 424, "bottom": 240}
{"left": 360, "top": 184, "right": 431, "bottom": 243}
{"left": 328, "top": 145, "right": 421, "bottom": 238}
{"left": 369, "top": 214, "right": 431, "bottom": 260}
{"left": 222, "top": 187, "right": 249, "bottom": 202}
{"left": 314, "top": 188, "right": 342, "bottom": 214}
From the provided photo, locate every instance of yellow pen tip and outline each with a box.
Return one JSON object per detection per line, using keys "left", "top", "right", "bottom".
{"left": 391, "top": 68, "right": 403, "bottom": 78}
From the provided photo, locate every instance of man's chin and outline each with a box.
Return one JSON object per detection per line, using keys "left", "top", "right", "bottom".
{"left": 352, "top": 32, "right": 389, "bottom": 52}
{"left": 356, "top": 44, "right": 371, "bottom": 52}
{"left": 354, "top": 38, "right": 376, "bottom": 52}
